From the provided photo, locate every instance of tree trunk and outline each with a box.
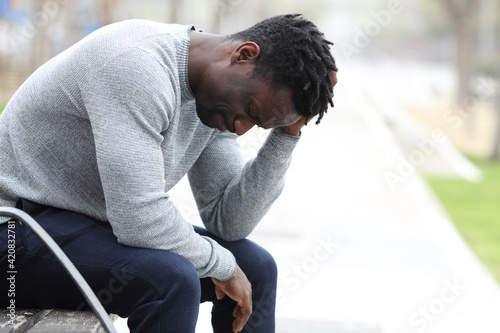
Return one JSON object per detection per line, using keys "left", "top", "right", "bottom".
{"left": 441, "top": 0, "right": 480, "bottom": 103}
{"left": 455, "top": 22, "right": 475, "bottom": 105}
{"left": 93, "top": 0, "right": 113, "bottom": 27}
{"left": 168, "top": 0, "right": 181, "bottom": 24}
{"left": 492, "top": 92, "right": 500, "bottom": 160}
{"left": 490, "top": 3, "right": 500, "bottom": 161}
{"left": 211, "top": 0, "right": 224, "bottom": 34}
{"left": 441, "top": 0, "right": 480, "bottom": 136}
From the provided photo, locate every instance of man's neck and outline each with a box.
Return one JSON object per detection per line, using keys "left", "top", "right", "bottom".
{"left": 187, "top": 31, "right": 234, "bottom": 94}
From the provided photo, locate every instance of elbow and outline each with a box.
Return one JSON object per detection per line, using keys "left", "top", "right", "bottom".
{"left": 115, "top": 231, "right": 145, "bottom": 248}
{"left": 200, "top": 205, "right": 260, "bottom": 242}
{"left": 217, "top": 231, "right": 250, "bottom": 242}
{"left": 116, "top": 235, "right": 135, "bottom": 247}
{"left": 206, "top": 225, "right": 252, "bottom": 242}
{"left": 203, "top": 219, "right": 254, "bottom": 242}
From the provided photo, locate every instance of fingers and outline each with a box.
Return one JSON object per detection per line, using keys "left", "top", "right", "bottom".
{"left": 211, "top": 266, "right": 253, "bottom": 332}
{"left": 232, "top": 303, "right": 252, "bottom": 333}
{"left": 279, "top": 117, "right": 306, "bottom": 136}
{"left": 330, "top": 70, "right": 338, "bottom": 98}
{"left": 233, "top": 304, "right": 240, "bottom": 318}
{"left": 232, "top": 290, "right": 252, "bottom": 332}
{"left": 232, "top": 305, "right": 241, "bottom": 332}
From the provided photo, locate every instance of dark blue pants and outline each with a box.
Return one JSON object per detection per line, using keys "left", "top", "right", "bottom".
{"left": 0, "top": 199, "right": 277, "bottom": 332}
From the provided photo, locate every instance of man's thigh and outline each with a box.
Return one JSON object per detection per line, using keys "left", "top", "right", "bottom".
{"left": 0, "top": 199, "right": 199, "bottom": 317}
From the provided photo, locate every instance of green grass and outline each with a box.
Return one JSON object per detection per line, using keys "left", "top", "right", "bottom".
{"left": 426, "top": 157, "right": 500, "bottom": 282}
{"left": 0, "top": 102, "right": 6, "bottom": 114}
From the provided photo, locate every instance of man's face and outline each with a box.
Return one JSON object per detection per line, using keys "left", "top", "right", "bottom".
{"left": 195, "top": 72, "right": 300, "bottom": 136}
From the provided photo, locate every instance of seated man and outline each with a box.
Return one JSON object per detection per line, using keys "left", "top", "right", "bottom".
{"left": 0, "top": 14, "right": 337, "bottom": 333}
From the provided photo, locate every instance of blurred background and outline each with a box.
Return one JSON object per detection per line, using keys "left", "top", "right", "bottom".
{"left": 1, "top": 0, "right": 499, "bottom": 332}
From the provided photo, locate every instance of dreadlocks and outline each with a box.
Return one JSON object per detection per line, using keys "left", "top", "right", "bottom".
{"left": 227, "top": 14, "right": 338, "bottom": 124}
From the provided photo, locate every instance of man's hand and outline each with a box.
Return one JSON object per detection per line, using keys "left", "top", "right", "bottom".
{"left": 211, "top": 265, "right": 252, "bottom": 333}
{"left": 280, "top": 70, "right": 338, "bottom": 136}
{"left": 279, "top": 117, "right": 308, "bottom": 136}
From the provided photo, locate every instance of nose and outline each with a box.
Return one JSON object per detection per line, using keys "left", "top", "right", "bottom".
{"left": 234, "top": 118, "right": 255, "bottom": 136}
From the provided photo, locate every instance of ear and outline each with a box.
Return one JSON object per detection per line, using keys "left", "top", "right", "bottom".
{"left": 231, "top": 42, "right": 260, "bottom": 64}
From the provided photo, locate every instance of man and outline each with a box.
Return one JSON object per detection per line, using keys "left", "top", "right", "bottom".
{"left": 0, "top": 14, "right": 337, "bottom": 333}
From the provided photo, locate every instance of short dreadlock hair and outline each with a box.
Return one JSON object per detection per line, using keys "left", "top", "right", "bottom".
{"left": 227, "top": 14, "right": 338, "bottom": 124}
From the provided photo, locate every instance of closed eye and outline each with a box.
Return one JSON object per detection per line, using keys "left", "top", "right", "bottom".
{"left": 245, "top": 98, "right": 262, "bottom": 127}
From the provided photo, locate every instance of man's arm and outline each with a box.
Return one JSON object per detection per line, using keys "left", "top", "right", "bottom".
{"left": 188, "top": 127, "right": 300, "bottom": 241}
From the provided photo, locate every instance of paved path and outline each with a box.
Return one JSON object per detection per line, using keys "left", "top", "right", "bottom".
{"left": 116, "top": 61, "right": 500, "bottom": 332}
{"left": 246, "top": 63, "right": 500, "bottom": 333}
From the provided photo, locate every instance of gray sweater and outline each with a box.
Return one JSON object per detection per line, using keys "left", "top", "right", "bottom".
{"left": 0, "top": 20, "right": 299, "bottom": 281}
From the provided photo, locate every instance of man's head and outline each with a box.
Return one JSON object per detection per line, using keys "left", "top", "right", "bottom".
{"left": 190, "top": 14, "right": 337, "bottom": 135}
{"left": 227, "top": 14, "right": 338, "bottom": 124}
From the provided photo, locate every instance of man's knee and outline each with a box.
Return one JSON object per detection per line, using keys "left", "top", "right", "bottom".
{"left": 236, "top": 240, "right": 277, "bottom": 288}
{"left": 144, "top": 250, "right": 201, "bottom": 299}
{"left": 104, "top": 249, "right": 201, "bottom": 314}
{"left": 122, "top": 251, "right": 201, "bottom": 332}
{"left": 255, "top": 247, "right": 278, "bottom": 284}
{"left": 240, "top": 245, "right": 277, "bottom": 332}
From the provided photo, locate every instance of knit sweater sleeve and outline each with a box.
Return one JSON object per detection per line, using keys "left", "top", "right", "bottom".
{"left": 188, "top": 128, "right": 300, "bottom": 241}
{"left": 81, "top": 48, "right": 236, "bottom": 281}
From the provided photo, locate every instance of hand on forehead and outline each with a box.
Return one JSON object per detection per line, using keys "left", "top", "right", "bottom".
{"left": 330, "top": 70, "right": 338, "bottom": 98}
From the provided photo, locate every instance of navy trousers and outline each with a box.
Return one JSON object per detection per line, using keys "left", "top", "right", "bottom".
{"left": 0, "top": 199, "right": 277, "bottom": 332}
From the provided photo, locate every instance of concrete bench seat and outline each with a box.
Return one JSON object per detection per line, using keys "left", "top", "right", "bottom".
{"left": 0, "top": 308, "right": 118, "bottom": 333}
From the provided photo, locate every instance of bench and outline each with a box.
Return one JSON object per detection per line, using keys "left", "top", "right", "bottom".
{"left": 0, "top": 309, "right": 118, "bottom": 333}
